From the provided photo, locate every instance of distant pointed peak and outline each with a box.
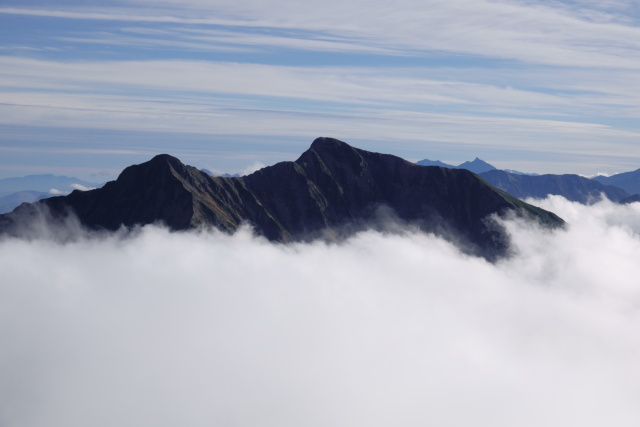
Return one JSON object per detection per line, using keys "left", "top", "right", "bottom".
{"left": 457, "top": 158, "right": 497, "bottom": 174}
{"left": 466, "top": 157, "right": 487, "bottom": 164}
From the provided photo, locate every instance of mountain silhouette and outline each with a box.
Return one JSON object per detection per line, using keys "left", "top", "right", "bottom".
{"left": 0, "top": 138, "right": 563, "bottom": 260}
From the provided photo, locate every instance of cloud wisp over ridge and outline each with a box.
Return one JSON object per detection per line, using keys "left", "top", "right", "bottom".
{"left": 2, "top": 197, "right": 640, "bottom": 426}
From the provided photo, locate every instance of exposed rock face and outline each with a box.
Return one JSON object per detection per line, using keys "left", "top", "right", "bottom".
{"left": 479, "top": 170, "right": 629, "bottom": 204}
{"left": 0, "top": 138, "right": 564, "bottom": 260}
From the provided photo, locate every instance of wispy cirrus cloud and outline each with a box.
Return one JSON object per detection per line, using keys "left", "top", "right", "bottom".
{"left": 59, "top": 27, "right": 400, "bottom": 56}
{"left": 2, "top": 0, "right": 640, "bottom": 68}
{"left": 2, "top": 56, "right": 638, "bottom": 117}
{"left": 0, "top": 0, "right": 639, "bottom": 176}
{"left": 2, "top": 53, "right": 640, "bottom": 174}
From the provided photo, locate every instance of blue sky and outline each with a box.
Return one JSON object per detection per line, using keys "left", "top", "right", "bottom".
{"left": 1, "top": 0, "right": 639, "bottom": 181}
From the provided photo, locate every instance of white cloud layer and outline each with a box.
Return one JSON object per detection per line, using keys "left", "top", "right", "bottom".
{"left": 2, "top": 197, "right": 640, "bottom": 426}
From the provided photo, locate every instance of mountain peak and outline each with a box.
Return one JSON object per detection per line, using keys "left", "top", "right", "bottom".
{"left": 147, "top": 153, "right": 183, "bottom": 167}
{"left": 308, "top": 137, "right": 352, "bottom": 153}
{"left": 115, "top": 153, "right": 187, "bottom": 186}
{"left": 458, "top": 158, "right": 497, "bottom": 174}
{"left": 298, "top": 136, "right": 366, "bottom": 169}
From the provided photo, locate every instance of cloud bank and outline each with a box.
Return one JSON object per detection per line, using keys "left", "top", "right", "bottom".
{"left": 1, "top": 197, "right": 640, "bottom": 426}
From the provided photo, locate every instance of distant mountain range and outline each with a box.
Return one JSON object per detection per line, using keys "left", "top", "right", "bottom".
{"left": 478, "top": 170, "right": 628, "bottom": 204}
{"left": 0, "top": 138, "right": 563, "bottom": 261}
{"left": 418, "top": 157, "right": 635, "bottom": 203}
{"left": 200, "top": 169, "right": 241, "bottom": 178}
{"left": 0, "top": 174, "right": 101, "bottom": 197}
{"left": 0, "top": 174, "right": 103, "bottom": 214}
{"left": 592, "top": 169, "right": 640, "bottom": 196}
{"left": 0, "top": 191, "right": 51, "bottom": 215}
{"left": 416, "top": 157, "right": 536, "bottom": 175}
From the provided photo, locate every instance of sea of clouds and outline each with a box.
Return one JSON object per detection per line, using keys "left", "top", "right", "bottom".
{"left": 1, "top": 196, "right": 640, "bottom": 427}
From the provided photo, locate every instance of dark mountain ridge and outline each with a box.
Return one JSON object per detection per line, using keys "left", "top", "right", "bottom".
{"left": 0, "top": 138, "right": 563, "bottom": 260}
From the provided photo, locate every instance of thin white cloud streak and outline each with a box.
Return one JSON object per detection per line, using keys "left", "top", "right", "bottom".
{"left": 3, "top": 0, "right": 639, "bottom": 68}
{"left": 0, "top": 57, "right": 491, "bottom": 106}
{"left": 0, "top": 146, "right": 150, "bottom": 156}
{"left": 400, "top": 65, "right": 640, "bottom": 118}
{"left": 60, "top": 28, "right": 398, "bottom": 56}
{"left": 3, "top": 56, "right": 639, "bottom": 119}
{"left": 0, "top": 7, "right": 252, "bottom": 26}
{"left": 55, "top": 35, "right": 260, "bottom": 54}
{"left": 2, "top": 198, "right": 640, "bottom": 426}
